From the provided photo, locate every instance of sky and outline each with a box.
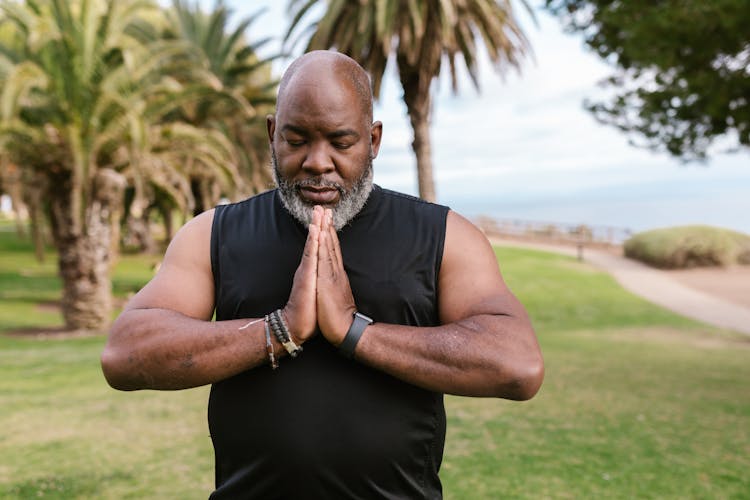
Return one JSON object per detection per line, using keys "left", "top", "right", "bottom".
{"left": 223, "top": 1, "right": 750, "bottom": 235}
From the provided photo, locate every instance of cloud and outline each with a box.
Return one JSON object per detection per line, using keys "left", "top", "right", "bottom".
{"left": 227, "top": 1, "right": 750, "bottom": 233}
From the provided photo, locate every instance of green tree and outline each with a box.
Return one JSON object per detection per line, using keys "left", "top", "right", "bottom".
{"left": 545, "top": 0, "right": 750, "bottom": 160}
{"left": 158, "top": 0, "right": 278, "bottom": 213}
{"left": 0, "top": 0, "right": 239, "bottom": 330}
{"left": 116, "top": 0, "right": 277, "bottom": 250}
{"left": 286, "top": 0, "right": 531, "bottom": 202}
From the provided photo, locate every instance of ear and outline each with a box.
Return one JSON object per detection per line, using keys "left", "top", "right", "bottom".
{"left": 370, "top": 121, "right": 383, "bottom": 158}
{"left": 266, "top": 114, "right": 276, "bottom": 144}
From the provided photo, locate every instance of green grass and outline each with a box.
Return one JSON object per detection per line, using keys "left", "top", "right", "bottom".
{"left": 1, "top": 228, "right": 748, "bottom": 498}
{"left": 0, "top": 335, "right": 213, "bottom": 499}
{"left": 0, "top": 226, "right": 62, "bottom": 331}
{"left": 494, "top": 246, "right": 698, "bottom": 332}
{"left": 442, "top": 328, "right": 750, "bottom": 498}
{"left": 0, "top": 225, "right": 162, "bottom": 330}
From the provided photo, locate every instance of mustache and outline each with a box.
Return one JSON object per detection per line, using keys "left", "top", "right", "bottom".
{"left": 292, "top": 177, "right": 345, "bottom": 194}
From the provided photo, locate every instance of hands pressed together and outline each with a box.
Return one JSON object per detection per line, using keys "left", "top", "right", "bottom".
{"left": 282, "top": 205, "right": 358, "bottom": 347}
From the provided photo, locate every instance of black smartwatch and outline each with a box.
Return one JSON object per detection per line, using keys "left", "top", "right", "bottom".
{"left": 338, "top": 312, "right": 373, "bottom": 359}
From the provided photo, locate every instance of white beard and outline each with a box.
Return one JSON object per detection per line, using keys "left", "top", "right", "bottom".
{"left": 272, "top": 149, "right": 374, "bottom": 231}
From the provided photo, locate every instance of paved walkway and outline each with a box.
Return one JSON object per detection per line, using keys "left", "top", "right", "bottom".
{"left": 492, "top": 238, "right": 750, "bottom": 336}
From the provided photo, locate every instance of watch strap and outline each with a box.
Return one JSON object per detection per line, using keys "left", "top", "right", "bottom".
{"left": 339, "top": 312, "right": 373, "bottom": 359}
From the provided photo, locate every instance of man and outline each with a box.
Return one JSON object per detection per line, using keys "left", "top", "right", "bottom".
{"left": 102, "top": 50, "right": 543, "bottom": 499}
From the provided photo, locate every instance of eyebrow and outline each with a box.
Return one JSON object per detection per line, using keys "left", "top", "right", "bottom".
{"left": 327, "top": 129, "right": 360, "bottom": 140}
{"left": 280, "top": 124, "right": 360, "bottom": 140}
{"left": 280, "top": 124, "right": 307, "bottom": 136}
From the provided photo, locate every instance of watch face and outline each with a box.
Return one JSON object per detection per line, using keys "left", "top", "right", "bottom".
{"left": 356, "top": 312, "right": 373, "bottom": 324}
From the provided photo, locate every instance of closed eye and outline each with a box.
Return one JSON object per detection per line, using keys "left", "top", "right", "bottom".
{"left": 328, "top": 129, "right": 359, "bottom": 149}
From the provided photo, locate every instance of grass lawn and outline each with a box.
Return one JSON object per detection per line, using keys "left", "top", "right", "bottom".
{"left": 1, "top": 226, "right": 748, "bottom": 498}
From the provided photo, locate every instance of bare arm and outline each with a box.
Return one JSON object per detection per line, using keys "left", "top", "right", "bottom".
{"left": 101, "top": 208, "right": 320, "bottom": 391}
{"left": 316, "top": 210, "right": 544, "bottom": 399}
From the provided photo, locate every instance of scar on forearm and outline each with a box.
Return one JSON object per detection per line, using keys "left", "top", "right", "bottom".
{"left": 180, "top": 353, "right": 195, "bottom": 369}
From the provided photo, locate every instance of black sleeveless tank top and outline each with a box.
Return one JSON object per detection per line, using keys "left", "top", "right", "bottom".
{"left": 208, "top": 185, "right": 450, "bottom": 499}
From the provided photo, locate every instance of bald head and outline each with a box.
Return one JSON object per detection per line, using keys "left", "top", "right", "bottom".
{"left": 267, "top": 50, "right": 383, "bottom": 230}
{"left": 276, "top": 51, "right": 373, "bottom": 125}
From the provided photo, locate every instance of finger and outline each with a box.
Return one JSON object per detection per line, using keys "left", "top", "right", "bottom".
{"left": 285, "top": 206, "right": 320, "bottom": 341}
{"left": 311, "top": 205, "right": 323, "bottom": 229}
{"left": 320, "top": 207, "right": 330, "bottom": 232}
{"left": 329, "top": 223, "right": 342, "bottom": 270}
{"left": 318, "top": 225, "right": 337, "bottom": 282}
{"left": 325, "top": 219, "right": 341, "bottom": 276}
{"left": 325, "top": 209, "right": 343, "bottom": 269}
{"left": 318, "top": 210, "right": 332, "bottom": 267}
{"left": 302, "top": 206, "right": 323, "bottom": 274}
{"left": 300, "top": 218, "right": 319, "bottom": 278}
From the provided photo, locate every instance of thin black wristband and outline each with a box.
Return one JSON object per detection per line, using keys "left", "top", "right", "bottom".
{"left": 339, "top": 312, "right": 373, "bottom": 359}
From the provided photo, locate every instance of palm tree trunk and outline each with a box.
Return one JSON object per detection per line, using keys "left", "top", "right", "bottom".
{"left": 407, "top": 101, "right": 437, "bottom": 203}
{"left": 48, "top": 168, "right": 125, "bottom": 331}
{"left": 397, "top": 7, "right": 443, "bottom": 204}
{"left": 25, "top": 179, "right": 47, "bottom": 263}
{"left": 399, "top": 66, "right": 437, "bottom": 203}
{"left": 124, "top": 210, "right": 157, "bottom": 253}
{"left": 157, "top": 201, "right": 175, "bottom": 243}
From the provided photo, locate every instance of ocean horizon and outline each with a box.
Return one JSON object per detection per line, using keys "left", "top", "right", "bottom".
{"left": 446, "top": 189, "right": 750, "bottom": 239}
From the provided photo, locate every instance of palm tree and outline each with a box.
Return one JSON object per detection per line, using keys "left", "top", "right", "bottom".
{"left": 0, "top": 0, "right": 240, "bottom": 330}
{"left": 286, "top": 0, "right": 532, "bottom": 202}
{"left": 160, "top": 0, "right": 278, "bottom": 211}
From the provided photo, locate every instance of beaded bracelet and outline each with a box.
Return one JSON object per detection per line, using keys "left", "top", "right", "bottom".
{"left": 269, "top": 309, "right": 303, "bottom": 358}
{"left": 264, "top": 316, "right": 279, "bottom": 369}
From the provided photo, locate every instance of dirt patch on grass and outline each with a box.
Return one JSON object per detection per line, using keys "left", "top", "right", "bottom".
{"left": 34, "top": 297, "right": 127, "bottom": 313}
{"left": 582, "top": 326, "right": 750, "bottom": 350}
{"left": 3, "top": 326, "right": 106, "bottom": 339}
{"left": 35, "top": 301, "right": 61, "bottom": 313}
{"left": 666, "top": 266, "right": 750, "bottom": 309}
{"left": 9, "top": 298, "right": 127, "bottom": 338}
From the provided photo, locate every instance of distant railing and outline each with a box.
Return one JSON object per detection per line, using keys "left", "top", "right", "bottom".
{"left": 473, "top": 215, "right": 632, "bottom": 247}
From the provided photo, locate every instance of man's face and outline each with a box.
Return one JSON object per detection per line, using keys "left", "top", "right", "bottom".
{"left": 267, "top": 71, "right": 382, "bottom": 229}
{"left": 271, "top": 147, "right": 373, "bottom": 231}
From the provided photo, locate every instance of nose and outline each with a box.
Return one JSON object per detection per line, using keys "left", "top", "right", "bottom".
{"left": 301, "top": 141, "right": 334, "bottom": 175}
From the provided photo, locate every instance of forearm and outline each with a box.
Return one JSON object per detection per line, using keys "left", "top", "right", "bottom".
{"left": 353, "top": 314, "right": 544, "bottom": 399}
{"left": 101, "top": 308, "right": 279, "bottom": 391}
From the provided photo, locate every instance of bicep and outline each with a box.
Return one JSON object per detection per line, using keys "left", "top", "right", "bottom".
{"left": 124, "top": 210, "right": 215, "bottom": 321}
{"left": 438, "top": 211, "right": 527, "bottom": 324}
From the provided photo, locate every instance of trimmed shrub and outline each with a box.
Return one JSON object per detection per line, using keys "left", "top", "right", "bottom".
{"left": 624, "top": 225, "right": 750, "bottom": 269}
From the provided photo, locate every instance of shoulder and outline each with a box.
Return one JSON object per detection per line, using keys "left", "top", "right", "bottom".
{"left": 444, "top": 210, "right": 498, "bottom": 268}
{"left": 164, "top": 188, "right": 276, "bottom": 267}
{"left": 373, "top": 187, "right": 450, "bottom": 232}
{"left": 214, "top": 189, "right": 277, "bottom": 225}
{"left": 123, "top": 208, "right": 217, "bottom": 316}
{"left": 214, "top": 189, "right": 277, "bottom": 217}
{"left": 442, "top": 210, "right": 497, "bottom": 279}
{"left": 445, "top": 210, "right": 486, "bottom": 242}
{"left": 366, "top": 187, "right": 450, "bottom": 241}
{"left": 163, "top": 208, "right": 215, "bottom": 265}
{"left": 438, "top": 210, "right": 510, "bottom": 323}
{"left": 378, "top": 187, "right": 450, "bottom": 213}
